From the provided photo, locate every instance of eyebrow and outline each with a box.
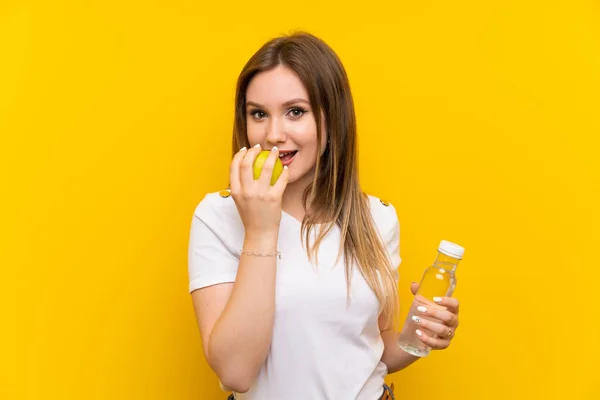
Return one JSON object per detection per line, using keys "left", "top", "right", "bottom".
{"left": 246, "top": 99, "right": 310, "bottom": 108}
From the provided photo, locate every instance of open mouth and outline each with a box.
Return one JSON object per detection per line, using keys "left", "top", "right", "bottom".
{"left": 278, "top": 150, "right": 298, "bottom": 166}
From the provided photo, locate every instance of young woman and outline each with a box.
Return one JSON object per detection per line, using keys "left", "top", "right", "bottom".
{"left": 188, "top": 32, "right": 460, "bottom": 400}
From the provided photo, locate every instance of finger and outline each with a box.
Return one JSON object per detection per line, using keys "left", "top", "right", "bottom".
{"left": 270, "top": 165, "right": 290, "bottom": 196}
{"left": 410, "top": 282, "right": 419, "bottom": 295}
{"left": 433, "top": 296, "right": 460, "bottom": 314}
{"left": 240, "top": 144, "right": 262, "bottom": 187}
{"left": 257, "top": 146, "right": 280, "bottom": 187}
{"left": 229, "top": 146, "right": 248, "bottom": 195}
{"left": 411, "top": 315, "right": 454, "bottom": 338}
{"left": 416, "top": 305, "right": 459, "bottom": 328}
{"left": 415, "top": 329, "right": 451, "bottom": 350}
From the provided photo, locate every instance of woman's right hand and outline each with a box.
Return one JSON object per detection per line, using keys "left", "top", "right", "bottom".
{"left": 229, "top": 144, "right": 290, "bottom": 236}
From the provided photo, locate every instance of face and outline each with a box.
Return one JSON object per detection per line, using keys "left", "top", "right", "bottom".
{"left": 245, "top": 65, "right": 327, "bottom": 186}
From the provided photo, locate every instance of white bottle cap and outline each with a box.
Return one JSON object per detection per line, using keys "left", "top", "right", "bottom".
{"left": 438, "top": 240, "right": 465, "bottom": 260}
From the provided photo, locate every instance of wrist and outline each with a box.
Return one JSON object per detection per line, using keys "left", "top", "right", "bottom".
{"left": 243, "top": 232, "right": 279, "bottom": 251}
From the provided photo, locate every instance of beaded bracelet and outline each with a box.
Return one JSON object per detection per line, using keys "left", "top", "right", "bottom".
{"left": 240, "top": 249, "right": 281, "bottom": 259}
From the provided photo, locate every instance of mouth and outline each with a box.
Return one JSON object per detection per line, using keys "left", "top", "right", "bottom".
{"left": 278, "top": 150, "right": 298, "bottom": 166}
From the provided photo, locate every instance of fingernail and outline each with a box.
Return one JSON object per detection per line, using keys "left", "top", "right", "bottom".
{"left": 272, "top": 146, "right": 278, "bottom": 152}
{"left": 412, "top": 315, "right": 421, "bottom": 323}
{"left": 239, "top": 147, "right": 246, "bottom": 152}
{"left": 254, "top": 143, "right": 261, "bottom": 148}
{"left": 416, "top": 329, "right": 423, "bottom": 337}
{"left": 433, "top": 297, "right": 442, "bottom": 303}
{"left": 417, "top": 306, "right": 427, "bottom": 313}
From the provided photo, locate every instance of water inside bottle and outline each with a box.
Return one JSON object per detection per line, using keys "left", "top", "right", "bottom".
{"left": 397, "top": 295, "right": 447, "bottom": 357}
{"left": 397, "top": 261, "right": 457, "bottom": 357}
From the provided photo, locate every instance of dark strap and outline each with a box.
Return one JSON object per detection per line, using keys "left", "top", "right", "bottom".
{"left": 379, "top": 383, "right": 396, "bottom": 400}
{"left": 226, "top": 383, "right": 395, "bottom": 400}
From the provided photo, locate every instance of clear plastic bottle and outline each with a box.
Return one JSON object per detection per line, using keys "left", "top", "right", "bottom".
{"left": 397, "top": 240, "right": 465, "bottom": 357}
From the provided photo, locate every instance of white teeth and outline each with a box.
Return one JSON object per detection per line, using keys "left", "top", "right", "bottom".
{"left": 279, "top": 151, "right": 296, "bottom": 158}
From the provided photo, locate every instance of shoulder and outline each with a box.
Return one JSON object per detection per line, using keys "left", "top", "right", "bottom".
{"left": 188, "top": 189, "right": 243, "bottom": 292}
{"left": 364, "top": 192, "right": 400, "bottom": 235}
{"left": 364, "top": 193, "right": 398, "bottom": 220}
{"left": 193, "top": 189, "right": 241, "bottom": 227}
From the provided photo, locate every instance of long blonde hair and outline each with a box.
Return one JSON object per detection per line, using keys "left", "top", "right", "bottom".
{"left": 231, "top": 32, "right": 399, "bottom": 329}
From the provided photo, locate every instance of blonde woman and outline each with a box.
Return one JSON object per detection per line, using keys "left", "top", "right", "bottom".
{"left": 188, "top": 32, "right": 460, "bottom": 400}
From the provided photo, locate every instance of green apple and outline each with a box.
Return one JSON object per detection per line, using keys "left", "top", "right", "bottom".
{"left": 253, "top": 150, "right": 284, "bottom": 185}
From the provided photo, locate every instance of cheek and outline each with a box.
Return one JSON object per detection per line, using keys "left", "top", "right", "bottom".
{"left": 246, "top": 121, "right": 262, "bottom": 142}
{"left": 290, "top": 119, "right": 318, "bottom": 146}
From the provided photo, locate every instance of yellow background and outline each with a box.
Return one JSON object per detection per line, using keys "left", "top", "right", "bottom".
{"left": 1, "top": 1, "right": 598, "bottom": 399}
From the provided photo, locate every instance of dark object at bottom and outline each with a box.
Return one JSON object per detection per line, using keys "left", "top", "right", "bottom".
{"left": 225, "top": 382, "right": 395, "bottom": 400}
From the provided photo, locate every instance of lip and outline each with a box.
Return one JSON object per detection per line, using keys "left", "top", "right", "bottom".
{"left": 278, "top": 150, "right": 297, "bottom": 167}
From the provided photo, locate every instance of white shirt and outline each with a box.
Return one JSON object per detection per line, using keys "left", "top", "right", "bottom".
{"left": 188, "top": 190, "right": 401, "bottom": 400}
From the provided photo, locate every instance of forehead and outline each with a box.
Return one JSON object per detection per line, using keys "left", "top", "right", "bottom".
{"left": 246, "top": 65, "right": 309, "bottom": 105}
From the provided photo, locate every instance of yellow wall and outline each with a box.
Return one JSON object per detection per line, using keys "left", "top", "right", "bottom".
{"left": 1, "top": 1, "right": 598, "bottom": 399}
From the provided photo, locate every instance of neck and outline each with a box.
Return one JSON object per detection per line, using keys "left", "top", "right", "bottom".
{"left": 282, "top": 167, "right": 315, "bottom": 220}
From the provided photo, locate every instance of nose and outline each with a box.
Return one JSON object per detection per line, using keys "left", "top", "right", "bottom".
{"left": 265, "top": 116, "right": 287, "bottom": 146}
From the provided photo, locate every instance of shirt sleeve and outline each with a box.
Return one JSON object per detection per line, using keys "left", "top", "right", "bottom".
{"left": 385, "top": 203, "right": 402, "bottom": 283}
{"left": 187, "top": 194, "right": 242, "bottom": 293}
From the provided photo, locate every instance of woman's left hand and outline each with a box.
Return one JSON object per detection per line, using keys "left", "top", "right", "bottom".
{"left": 409, "top": 282, "right": 460, "bottom": 350}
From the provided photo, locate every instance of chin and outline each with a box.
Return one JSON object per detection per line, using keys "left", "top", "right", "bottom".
{"left": 286, "top": 172, "right": 300, "bottom": 184}
{"left": 286, "top": 168, "right": 313, "bottom": 186}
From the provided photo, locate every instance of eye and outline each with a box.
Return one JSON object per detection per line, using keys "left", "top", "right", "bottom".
{"left": 249, "top": 109, "right": 267, "bottom": 120}
{"left": 288, "top": 107, "right": 307, "bottom": 118}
